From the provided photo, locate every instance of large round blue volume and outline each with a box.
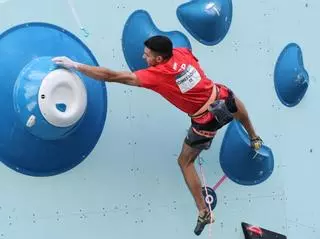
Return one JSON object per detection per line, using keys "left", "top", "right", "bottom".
{"left": 176, "top": 0, "right": 232, "bottom": 46}
{"left": 122, "top": 9, "right": 192, "bottom": 71}
{"left": 219, "top": 121, "right": 274, "bottom": 186}
{"left": 274, "top": 43, "right": 309, "bottom": 107}
{"left": 0, "top": 22, "right": 107, "bottom": 176}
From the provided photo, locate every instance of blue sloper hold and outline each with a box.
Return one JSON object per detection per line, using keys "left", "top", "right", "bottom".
{"left": 219, "top": 121, "right": 274, "bottom": 186}
{"left": 122, "top": 9, "right": 192, "bottom": 71}
{"left": 274, "top": 43, "right": 309, "bottom": 107}
{"left": 176, "top": 0, "right": 232, "bottom": 46}
{"left": 0, "top": 22, "right": 107, "bottom": 176}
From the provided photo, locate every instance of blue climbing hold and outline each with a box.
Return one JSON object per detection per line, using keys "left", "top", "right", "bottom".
{"left": 122, "top": 9, "right": 192, "bottom": 71}
{"left": 220, "top": 121, "right": 274, "bottom": 186}
{"left": 177, "top": 0, "right": 232, "bottom": 46}
{"left": 0, "top": 22, "right": 107, "bottom": 176}
{"left": 13, "top": 56, "right": 87, "bottom": 140}
{"left": 274, "top": 43, "right": 309, "bottom": 107}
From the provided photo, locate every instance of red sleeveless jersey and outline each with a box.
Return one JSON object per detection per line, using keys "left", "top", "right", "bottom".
{"left": 134, "top": 48, "right": 214, "bottom": 115}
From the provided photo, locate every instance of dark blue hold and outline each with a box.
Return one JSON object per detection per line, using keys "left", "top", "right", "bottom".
{"left": 219, "top": 121, "right": 274, "bottom": 186}
{"left": 201, "top": 186, "right": 217, "bottom": 210}
{"left": 274, "top": 43, "right": 309, "bottom": 107}
{"left": 177, "top": 0, "right": 232, "bottom": 46}
{"left": 122, "top": 9, "right": 192, "bottom": 71}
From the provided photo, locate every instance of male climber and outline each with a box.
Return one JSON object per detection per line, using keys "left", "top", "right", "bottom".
{"left": 52, "top": 35, "right": 263, "bottom": 236}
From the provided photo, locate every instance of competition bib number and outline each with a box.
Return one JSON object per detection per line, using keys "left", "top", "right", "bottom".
{"left": 175, "top": 64, "right": 201, "bottom": 93}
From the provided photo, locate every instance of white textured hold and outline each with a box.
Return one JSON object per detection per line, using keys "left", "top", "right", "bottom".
{"left": 38, "top": 69, "right": 87, "bottom": 127}
{"left": 26, "top": 115, "right": 36, "bottom": 128}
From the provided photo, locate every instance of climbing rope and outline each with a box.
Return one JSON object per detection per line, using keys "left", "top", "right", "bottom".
{"left": 198, "top": 157, "right": 214, "bottom": 238}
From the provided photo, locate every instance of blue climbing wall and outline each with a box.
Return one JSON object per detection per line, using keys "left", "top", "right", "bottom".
{"left": 0, "top": 0, "right": 319, "bottom": 239}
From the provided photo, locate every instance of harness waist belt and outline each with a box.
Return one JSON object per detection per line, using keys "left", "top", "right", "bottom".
{"left": 189, "top": 85, "right": 219, "bottom": 119}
